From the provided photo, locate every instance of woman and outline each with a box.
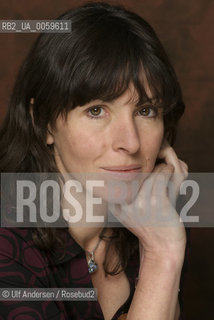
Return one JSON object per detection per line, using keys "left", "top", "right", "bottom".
{"left": 0, "top": 2, "right": 189, "bottom": 319}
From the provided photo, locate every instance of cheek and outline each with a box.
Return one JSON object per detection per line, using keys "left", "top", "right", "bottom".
{"left": 68, "top": 131, "right": 106, "bottom": 160}
{"left": 150, "top": 129, "right": 163, "bottom": 152}
{"left": 139, "top": 123, "right": 164, "bottom": 166}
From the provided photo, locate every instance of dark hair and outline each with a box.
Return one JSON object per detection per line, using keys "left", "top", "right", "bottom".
{"left": 0, "top": 2, "right": 185, "bottom": 275}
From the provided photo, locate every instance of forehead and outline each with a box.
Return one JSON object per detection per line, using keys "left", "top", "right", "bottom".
{"left": 114, "top": 81, "right": 154, "bottom": 106}
{"left": 82, "top": 80, "right": 155, "bottom": 108}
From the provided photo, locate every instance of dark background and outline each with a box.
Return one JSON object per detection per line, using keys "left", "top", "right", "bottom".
{"left": 0, "top": 0, "right": 214, "bottom": 318}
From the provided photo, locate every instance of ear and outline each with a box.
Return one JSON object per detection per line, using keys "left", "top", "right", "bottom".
{"left": 29, "top": 98, "right": 35, "bottom": 126}
{"left": 30, "top": 97, "right": 54, "bottom": 145}
{"left": 46, "top": 125, "right": 54, "bottom": 145}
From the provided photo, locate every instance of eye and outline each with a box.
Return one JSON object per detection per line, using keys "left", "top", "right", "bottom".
{"left": 137, "top": 106, "right": 158, "bottom": 118}
{"left": 87, "top": 105, "right": 105, "bottom": 118}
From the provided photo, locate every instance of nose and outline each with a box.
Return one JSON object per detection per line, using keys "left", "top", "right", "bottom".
{"left": 112, "top": 115, "right": 140, "bottom": 154}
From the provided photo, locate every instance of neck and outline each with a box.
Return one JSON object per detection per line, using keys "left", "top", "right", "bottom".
{"left": 60, "top": 175, "right": 111, "bottom": 251}
{"left": 68, "top": 224, "right": 109, "bottom": 252}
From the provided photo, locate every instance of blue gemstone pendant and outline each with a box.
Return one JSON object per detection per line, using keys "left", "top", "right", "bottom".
{"left": 88, "top": 258, "right": 98, "bottom": 274}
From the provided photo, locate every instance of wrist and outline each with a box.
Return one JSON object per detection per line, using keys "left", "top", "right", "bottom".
{"left": 139, "top": 240, "right": 186, "bottom": 264}
{"left": 141, "top": 250, "right": 185, "bottom": 273}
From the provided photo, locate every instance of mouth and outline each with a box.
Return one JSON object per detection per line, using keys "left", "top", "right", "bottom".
{"left": 100, "top": 165, "right": 142, "bottom": 180}
{"left": 101, "top": 165, "right": 142, "bottom": 171}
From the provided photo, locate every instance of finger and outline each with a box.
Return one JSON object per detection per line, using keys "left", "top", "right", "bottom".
{"left": 150, "top": 161, "right": 184, "bottom": 210}
{"left": 151, "top": 164, "right": 174, "bottom": 199}
{"left": 168, "top": 161, "right": 188, "bottom": 205}
{"left": 149, "top": 165, "right": 175, "bottom": 224}
{"left": 157, "top": 141, "right": 189, "bottom": 200}
{"left": 157, "top": 140, "right": 188, "bottom": 177}
{"left": 138, "top": 164, "right": 174, "bottom": 214}
{"left": 179, "top": 160, "right": 189, "bottom": 178}
{"left": 142, "top": 163, "right": 174, "bottom": 195}
{"left": 180, "top": 160, "right": 188, "bottom": 171}
{"left": 152, "top": 162, "right": 174, "bottom": 174}
{"left": 135, "top": 165, "right": 161, "bottom": 217}
{"left": 151, "top": 160, "right": 187, "bottom": 202}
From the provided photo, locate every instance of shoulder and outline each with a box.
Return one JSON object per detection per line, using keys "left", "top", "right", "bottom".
{"left": 0, "top": 228, "right": 67, "bottom": 318}
{"left": 0, "top": 227, "right": 48, "bottom": 270}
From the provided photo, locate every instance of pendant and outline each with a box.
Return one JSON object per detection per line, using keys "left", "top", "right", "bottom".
{"left": 88, "top": 258, "right": 98, "bottom": 274}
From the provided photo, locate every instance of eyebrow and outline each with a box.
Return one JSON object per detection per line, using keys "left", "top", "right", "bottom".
{"left": 123, "top": 97, "right": 160, "bottom": 108}
{"left": 80, "top": 96, "right": 159, "bottom": 109}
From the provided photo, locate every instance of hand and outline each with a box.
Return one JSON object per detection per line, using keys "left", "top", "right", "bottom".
{"left": 111, "top": 139, "right": 188, "bottom": 262}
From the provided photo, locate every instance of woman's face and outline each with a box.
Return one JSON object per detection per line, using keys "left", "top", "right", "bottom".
{"left": 47, "top": 82, "right": 164, "bottom": 179}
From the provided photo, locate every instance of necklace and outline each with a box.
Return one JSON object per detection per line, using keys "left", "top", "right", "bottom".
{"left": 85, "top": 237, "right": 102, "bottom": 274}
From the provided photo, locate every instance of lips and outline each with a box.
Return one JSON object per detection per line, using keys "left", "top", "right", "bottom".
{"left": 101, "top": 165, "right": 142, "bottom": 171}
{"left": 100, "top": 165, "right": 142, "bottom": 181}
